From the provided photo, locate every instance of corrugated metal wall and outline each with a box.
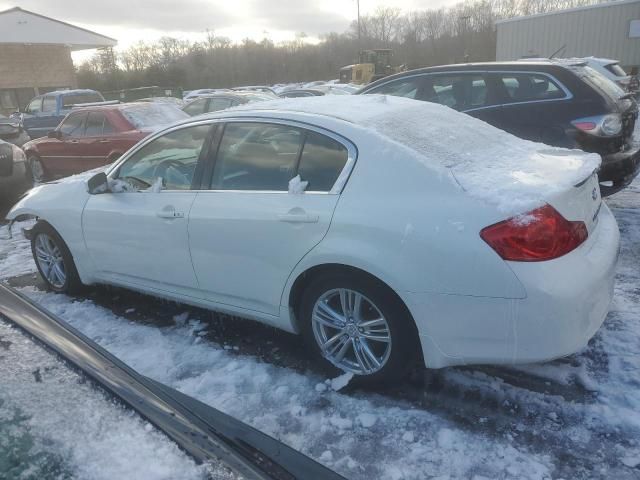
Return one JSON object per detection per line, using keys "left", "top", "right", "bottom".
{"left": 496, "top": 0, "right": 640, "bottom": 67}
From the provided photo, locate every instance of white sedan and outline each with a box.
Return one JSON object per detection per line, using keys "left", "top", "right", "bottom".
{"left": 6, "top": 95, "right": 619, "bottom": 385}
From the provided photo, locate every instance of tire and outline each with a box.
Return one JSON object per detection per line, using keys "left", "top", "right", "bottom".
{"left": 30, "top": 221, "right": 83, "bottom": 294}
{"left": 27, "top": 155, "right": 46, "bottom": 184}
{"left": 299, "top": 272, "right": 419, "bottom": 386}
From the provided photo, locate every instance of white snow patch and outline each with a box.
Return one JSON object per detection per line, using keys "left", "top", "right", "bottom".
{"left": 330, "top": 371, "right": 354, "bottom": 391}
{"left": 288, "top": 174, "right": 308, "bottom": 194}
{"left": 0, "top": 320, "right": 221, "bottom": 480}
{"left": 146, "top": 176, "right": 164, "bottom": 193}
{"left": 357, "top": 413, "right": 377, "bottom": 428}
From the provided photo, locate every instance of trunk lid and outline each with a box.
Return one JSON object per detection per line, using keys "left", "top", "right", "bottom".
{"left": 545, "top": 171, "right": 602, "bottom": 236}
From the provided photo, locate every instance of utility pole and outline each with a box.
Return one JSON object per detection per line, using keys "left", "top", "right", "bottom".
{"left": 357, "top": 0, "right": 361, "bottom": 42}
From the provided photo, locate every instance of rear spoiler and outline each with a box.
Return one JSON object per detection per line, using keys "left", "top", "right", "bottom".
{"left": 0, "top": 283, "right": 346, "bottom": 480}
{"left": 70, "top": 100, "right": 120, "bottom": 108}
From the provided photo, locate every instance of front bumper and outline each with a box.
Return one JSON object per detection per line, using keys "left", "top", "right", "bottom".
{"left": 599, "top": 145, "right": 640, "bottom": 195}
{"left": 406, "top": 204, "right": 619, "bottom": 369}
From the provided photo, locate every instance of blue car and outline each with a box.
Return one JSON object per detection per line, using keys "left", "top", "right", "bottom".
{"left": 18, "top": 89, "right": 104, "bottom": 139}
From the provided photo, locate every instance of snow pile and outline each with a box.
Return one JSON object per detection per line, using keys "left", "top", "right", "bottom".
{"left": 231, "top": 95, "right": 601, "bottom": 213}
{"left": 0, "top": 320, "right": 229, "bottom": 480}
{"left": 18, "top": 287, "right": 557, "bottom": 479}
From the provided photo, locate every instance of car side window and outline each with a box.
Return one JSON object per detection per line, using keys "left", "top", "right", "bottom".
{"left": 211, "top": 123, "right": 304, "bottom": 191}
{"left": 183, "top": 98, "right": 207, "bottom": 116}
{"left": 103, "top": 118, "right": 115, "bottom": 134}
{"left": 42, "top": 96, "right": 57, "bottom": 113}
{"left": 26, "top": 97, "right": 42, "bottom": 114}
{"left": 423, "top": 74, "right": 488, "bottom": 111}
{"left": 59, "top": 113, "right": 86, "bottom": 137}
{"left": 85, "top": 112, "right": 105, "bottom": 137}
{"left": 116, "top": 125, "right": 210, "bottom": 190}
{"left": 206, "top": 98, "right": 233, "bottom": 113}
{"left": 368, "top": 77, "right": 423, "bottom": 99}
{"left": 298, "top": 132, "right": 349, "bottom": 192}
{"left": 498, "top": 74, "right": 565, "bottom": 103}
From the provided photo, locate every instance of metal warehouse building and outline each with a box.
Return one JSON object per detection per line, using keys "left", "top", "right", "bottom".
{"left": 0, "top": 7, "right": 115, "bottom": 115}
{"left": 496, "top": 0, "right": 640, "bottom": 69}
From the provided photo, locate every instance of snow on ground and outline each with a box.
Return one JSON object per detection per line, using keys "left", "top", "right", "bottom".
{"left": 1, "top": 183, "right": 640, "bottom": 479}
{"left": 0, "top": 320, "right": 236, "bottom": 480}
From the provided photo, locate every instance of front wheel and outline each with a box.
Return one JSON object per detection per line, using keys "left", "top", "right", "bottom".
{"left": 300, "top": 273, "right": 418, "bottom": 385}
{"left": 31, "top": 222, "right": 82, "bottom": 294}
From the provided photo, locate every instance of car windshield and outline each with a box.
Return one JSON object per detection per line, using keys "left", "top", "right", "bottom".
{"left": 62, "top": 92, "right": 104, "bottom": 107}
{"left": 120, "top": 103, "right": 189, "bottom": 130}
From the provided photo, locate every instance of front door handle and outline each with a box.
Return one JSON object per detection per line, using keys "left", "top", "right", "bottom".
{"left": 98, "top": 139, "right": 110, "bottom": 143}
{"left": 277, "top": 213, "right": 319, "bottom": 223}
{"left": 157, "top": 207, "right": 185, "bottom": 219}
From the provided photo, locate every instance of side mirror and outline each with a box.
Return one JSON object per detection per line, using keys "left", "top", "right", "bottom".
{"left": 87, "top": 172, "right": 109, "bottom": 195}
{"left": 47, "top": 130, "right": 61, "bottom": 139}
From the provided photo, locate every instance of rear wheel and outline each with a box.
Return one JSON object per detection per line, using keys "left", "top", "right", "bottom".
{"left": 300, "top": 273, "right": 418, "bottom": 385}
{"left": 31, "top": 222, "right": 82, "bottom": 294}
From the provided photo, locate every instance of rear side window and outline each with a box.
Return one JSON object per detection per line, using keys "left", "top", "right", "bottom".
{"left": 211, "top": 123, "right": 303, "bottom": 191}
{"left": 498, "top": 74, "right": 565, "bottom": 102}
{"left": 368, "top": 77, "right": 422, "bottom": 99}
{"left": 85, "top": 112, "right": 105, "bottom": 136}
{"left": 423, "top": 75, "right": 488, "bottom": 111}
{"left": 298, "top": 132, "right": 349, "bottom": 191}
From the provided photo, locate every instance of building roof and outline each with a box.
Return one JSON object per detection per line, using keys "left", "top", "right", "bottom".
{"left": 0, "top": 7, "right": 116, "bottom": 50}
{"left": 496, "top": 0, "right": 640, "bottom": 25}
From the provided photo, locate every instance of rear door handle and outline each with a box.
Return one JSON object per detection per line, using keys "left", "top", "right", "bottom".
{"left": 157, "top": 207, "right": 185, "bottom": 219}
{"left": 98, "top": 139, "right": 110, "bottom": 143}
{"left": 277, "top": 213, "right": 319, "bottom": 223}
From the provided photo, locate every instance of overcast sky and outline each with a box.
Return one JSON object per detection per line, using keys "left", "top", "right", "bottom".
{"left": 0, "top": 0, "right": 459, "bottom": 58}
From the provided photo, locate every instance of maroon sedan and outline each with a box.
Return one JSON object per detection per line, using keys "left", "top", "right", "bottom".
{"left": 23, "top": 103, "right": 189, "bottom": 182}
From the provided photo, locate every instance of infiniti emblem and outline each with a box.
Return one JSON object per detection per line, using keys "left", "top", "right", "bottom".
{"left": 592, "top": 188, "right": 598, "bottom": 201}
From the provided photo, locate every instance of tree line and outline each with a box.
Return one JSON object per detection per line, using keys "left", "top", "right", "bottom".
{"left": 77, "top": 0, "right": 611, "bottom": 92}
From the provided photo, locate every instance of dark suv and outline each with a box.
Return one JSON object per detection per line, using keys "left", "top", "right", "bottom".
{"left": 359, "top": 60, "right": 639, "bottom": 195}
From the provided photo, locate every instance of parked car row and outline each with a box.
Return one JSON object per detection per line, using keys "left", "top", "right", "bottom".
{"left": 3, "top": 58, "right": 633, "bottom": 386}
{"left": 360, "top": 59, "right": 639, "bottom": 195}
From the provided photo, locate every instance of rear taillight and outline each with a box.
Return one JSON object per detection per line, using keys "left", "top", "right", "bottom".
{"left": 480, "top": 204, "right": 588, "bottom": 262}
{"left": 571, "top": 114, "right": 622, "bottom": 136}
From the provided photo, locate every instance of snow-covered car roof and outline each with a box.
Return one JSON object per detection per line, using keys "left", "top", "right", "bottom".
{"left": 224, "top": 95, "right": 600, "bottom": 210}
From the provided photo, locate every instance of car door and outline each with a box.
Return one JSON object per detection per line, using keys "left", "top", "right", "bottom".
{"left": 39, "top": 111, "right": 87, "bottom": 178}
{"left": 489, "top": 72, "right": 573, "bottom": 146}
{"left": 188, "top": 120, "right": 354, "bottom": 316}
{"left": 82, "top": 123, "right": 213, "bottom": 295}
{"left": 80, "top": 111, "right": 116, "bottom": 170}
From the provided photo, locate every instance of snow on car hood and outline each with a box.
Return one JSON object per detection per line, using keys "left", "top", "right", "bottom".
{"left": 232, "top": 95, "right": 601, "bottom": 213}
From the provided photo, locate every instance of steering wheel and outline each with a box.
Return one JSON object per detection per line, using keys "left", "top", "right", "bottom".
{"left": 152, "top": 159, "right": 188, "bottom": 181}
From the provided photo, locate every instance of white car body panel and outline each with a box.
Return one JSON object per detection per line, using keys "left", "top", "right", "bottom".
{"left": 6, "top": 96, "right": 620, "bottom": 369}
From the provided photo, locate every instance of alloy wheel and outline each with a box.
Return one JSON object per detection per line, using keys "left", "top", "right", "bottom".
{"left": 311, "top": 288, "right": 392, "bottom": 375}
{"left": 34, "top": 234, "right": 66, "bottom": 289}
